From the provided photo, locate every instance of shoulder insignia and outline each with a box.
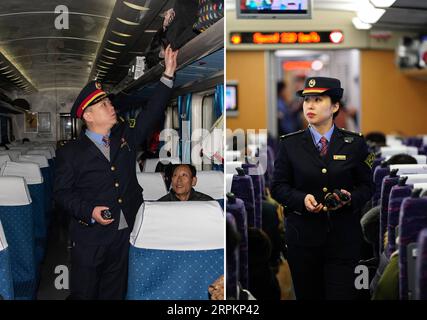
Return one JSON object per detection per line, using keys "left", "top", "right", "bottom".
{"left": 364, "top": 152, "right": 376, "bottom": 169}
{"left": 280, "top": 129, "right": 305, "bottom": 140}
{"left": 128, "top": 118, "right": 136, "bottom": 128}
{"left": 339, "top": 127, "right": 363, "bottom": 137}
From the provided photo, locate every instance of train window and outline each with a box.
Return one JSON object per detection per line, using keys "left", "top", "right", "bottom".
{"left": 59, "top": 113, "right": 73, "bottom": 141}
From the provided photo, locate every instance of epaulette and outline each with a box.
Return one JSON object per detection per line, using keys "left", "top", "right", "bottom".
{"left": 338, "top": 127, "right": 363, "bottom": 137}
{"left": 280, "top": 129, "right": 305, "bottom": 140}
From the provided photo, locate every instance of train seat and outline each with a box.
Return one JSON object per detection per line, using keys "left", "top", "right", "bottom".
{"left": 0, "top": 220, "right": 14, "bottom": 300}
{"left": 226, "top": 213, "right": 239, "bottom": 299}
{"left": 399, "top": 196, "right": 427, "bottom": 300}
{"left": 0, "top": 176, "right": 37, "bottom": 300}
{"left": 226, "top": 194, "right": 248, "bottom": 289}
{"left": 136, "top": 172, "right": 168, "bottom": 201}
{"left": 387, "top": 184, "right": 412, "bottom": 257}
{"left": 231, "top": 171, "right": 255, "bottom": 228}
{"left": 1, "top": 161, "right": 46, "bottom": 265}
{"left": 415, "top": 228, "right": 427, "bottom": 300}
{"left": 127, "top": 201, "right": 224, "bottom": 300}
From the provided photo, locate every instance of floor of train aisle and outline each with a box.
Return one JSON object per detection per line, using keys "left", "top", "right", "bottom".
{"left": 37, "top": 214, "right": 70, "bottom": 300}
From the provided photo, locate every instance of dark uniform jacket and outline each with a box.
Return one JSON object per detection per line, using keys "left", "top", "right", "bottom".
{"left": 157, "top": 188, "right": 214, "bottom": 201}
{"left": 271, "top": 126, "right": 374, "bottom": 248}
{"left": 54, "top": 82, "right": 172, "bottom": 245}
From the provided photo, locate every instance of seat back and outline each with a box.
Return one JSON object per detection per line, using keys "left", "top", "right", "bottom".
{"left": 127, "top": 201, "right": 224, "bottom": 300}
{"left": 225, "top": 213, "right": 239, "bottom": 299}
{"left": 196, "top": 171, "right": 224, "bottom": 200}
{"left": 18, "top": 155, "right": 52, "bottom": 225}
{"left": 387, "top": 185, "right": 412, "bottom": 257}
{"left": 242, "top": 163, "right": 262, "bottom": 228}
{"left": 373, "top": 166, "right": 390, "bottom": 206}
{"left": 0, "top": 176, "right": 36, "bottom": 300}
{"left": 231, "top": 174, "right": 255, "bottom": 227}
{"left": 399, "top": 197, "right": 427, "bottom": 300}
{"left": 226, "top": 196, "right": 248, "bottom": 289}
{"left": 0, "top": 220, "right": 14, "bottom": 300}
{"left": 415, "top": 228, "right": 427, "bottom": 300}
{"left": 136, "top": 172, "right": 167, "bottom": 201}
{"left": 1, "top": 161, "right": 46, "bottom": 265}
{"left": 379, "top": 175, "right": 399, "bottom": 253}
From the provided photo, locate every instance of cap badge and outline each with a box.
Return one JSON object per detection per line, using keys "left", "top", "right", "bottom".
{"left": 95, "top": 82, "right": 102, "bottom": 90}
{"left": 308, "top": 79, "right": 316, "bottom": 87}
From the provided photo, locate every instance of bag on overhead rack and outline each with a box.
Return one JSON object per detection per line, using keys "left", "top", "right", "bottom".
{"left": 144, "top": 1, "right": 199, "bottom": 69}
{"left": 165, "top": 0, "right": 199, "bottom": 50}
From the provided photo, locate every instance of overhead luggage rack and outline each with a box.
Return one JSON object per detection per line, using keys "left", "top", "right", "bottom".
{"left": 112, "top": 18, "right": 224, "bottom": 95}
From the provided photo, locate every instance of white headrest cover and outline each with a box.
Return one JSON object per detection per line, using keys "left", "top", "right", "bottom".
{"left": 226, "top": 161, "right": 242, "bottom": 175}
{"left": 413, "top": 182, "right": 427, "bottom": 191}
{"left": 0, "top": 220, "right": 8, "bottom": 250}
{"left": 36, "top": 147, "right": 55, "bottom": 158}
{"left": 0, "top": 155, "right": 11, "bottom": 167}
{"left": 226, "top": 174, "right": 234, "bottom": 194}
{"left": 130, "top": 201, "right": 224, "bottom": 250}
{"left": 136, "top": 172, "right": 167, "bottom": 201}
{"left": 0, "top": 150, "right": 22, "bottom": 161}
{"left": 196, "top": 171, "right": 224, "bottom": 199}
{"left": 1, "top": 161, "right": 43, "bottom": 184}
{"left": 27, "top": 149, "right": 52, "bottom": 159}
{"left": 143, "top": 157, "right": 181, "bottom": 173}
{"left": 0, "top": 176, "right": 32, "bottom": 205}
{"left": 403, "top": 174, "right": 427, "bottom": 185}
{"left": 380, "top": 146, "right": 418, "bottom": 156}
{"left": 18, "top": 155, "right": 49, "bottom": 168}
{"left": 389, "top": 164, "right": 427, "bottom": 175}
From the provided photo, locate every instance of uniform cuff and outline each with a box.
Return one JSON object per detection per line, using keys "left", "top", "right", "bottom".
{"left": 160, "top": 76, "right": 174, "bottom": 88}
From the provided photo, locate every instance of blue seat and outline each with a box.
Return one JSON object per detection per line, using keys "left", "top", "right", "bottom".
{"left": 231, "top": 170, "right": 256, "bottom": 227}
{"left": 415, "top": 228, "right": 427, "bottom": 300}
{"left": 398, "top": 196, "right": 427, "bottom": 300}
{"left": 226, "top": 194, "right": 248, "bottom": 289}
{"left": 0, "top": 220, "right": 14, "bottom": 300}
{"left": 373, "top": 165, "right": 389, "bottom": 207}
{"left": 2, "top": 161, "right": 47, "bottom": 265}
{"left": 226, "top": 213, "right": 239, "bottom": 299}
{"left": 0, "top": 176, "right": 37, "bottom": 300}
{"left": 242, "top": 163, "right": 263, "bottom": 228}
{"left": 127, "top": 201, "right": 224, "bottom": 300}
{"left": 19, "top": 155, "right": 52, "bottom": 226}
{"left": 387, "top": 184, "right": 412, "bottom": 257}
{"left": 379, "top": 174, "right": 399, "bottom": 254}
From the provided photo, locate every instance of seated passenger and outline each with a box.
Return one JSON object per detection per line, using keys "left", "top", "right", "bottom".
{"left": 157, "top": 164, "right": 214, "bottom": 201}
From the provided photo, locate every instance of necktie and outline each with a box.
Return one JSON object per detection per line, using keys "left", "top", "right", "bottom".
{"left": 102, "top": 135, "right": 110, "bottom": 148}
{"left": 319, "top": 136, "right": 328, "bottom": 157}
